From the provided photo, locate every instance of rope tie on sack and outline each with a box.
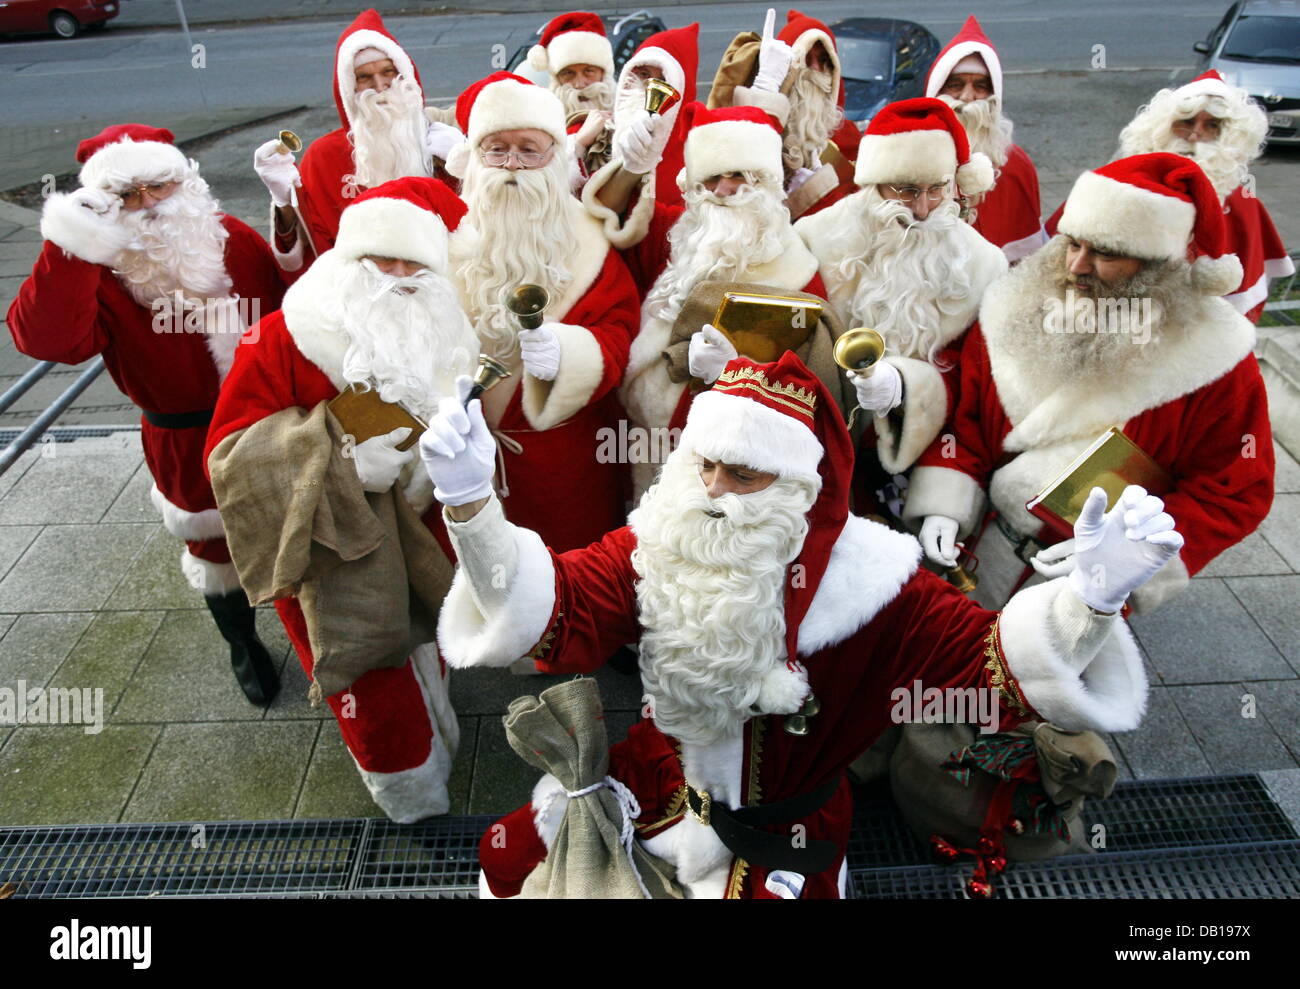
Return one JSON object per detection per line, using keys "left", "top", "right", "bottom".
{"left": 490, "top": 428, "right": 522, "bottom": 498}
{"left": 536, "top": 775, "right": 650, "bottom": 898}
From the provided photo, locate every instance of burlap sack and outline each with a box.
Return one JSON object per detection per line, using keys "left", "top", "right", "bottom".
{"left": 507, "top": 678, "right": 682, "bottom": 899}
{"left": 706, "top": 31, "right": 798, "bottom": 109}
{"left": 889, "top": 721, "right": 1118, "bottom": 860}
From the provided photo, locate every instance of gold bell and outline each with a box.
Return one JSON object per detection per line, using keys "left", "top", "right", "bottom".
{"left": 274, "top": 129, "right": 302, "bottom": 155}
{"left": 466, "top": 355, "right": 512, "bottom": 404}
{"left": 947, "top": 562, "right": 979, "bottom": 594}
{"left": 833, "top": 327, "right": 886, "bottom": 374}
{"left": 506, "top": 284, "right": 549, "bottom": 331}
{"left": 799, "top": 693, "right": 821, "bottom": 718}
{"left": 784, "top": 714, "right": 809, "bottom": 737}
{"left": 644, "top": 79, "right": 680, "bottom": 115}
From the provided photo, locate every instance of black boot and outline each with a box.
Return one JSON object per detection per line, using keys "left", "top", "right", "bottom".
{"left": 204, "top": 589, "right": 280, "bottom": 706}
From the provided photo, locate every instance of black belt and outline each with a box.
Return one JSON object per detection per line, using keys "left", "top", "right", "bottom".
{"left": 684, "top": 774, "right": 843, "bottom": 875}
{"left": 993, "top": 511, "right": 1048, "bottom": 566}
{"left": 142, "top": 409, "right": 214, "bottom": 430}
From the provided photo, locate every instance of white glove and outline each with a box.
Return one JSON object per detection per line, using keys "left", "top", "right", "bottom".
{"left": 1068, "top": 485, "right": 1184, "bottom": 614}
{"left": 519, "top": 323, "right": 563, "bottom": 381}
{"left": 613, "top": 110, "right": 669, "bottom": 175}
{"left": 253, "top": 139, "right": 300, "bottom": 208}
{"left": 920, "top": 515, "right": 960, "bottom": 568}
{"left": 849, "top": 362, "right": 903, "bottom": 416}
{"left": 1030, "top": 538, "right": 1076, "bottom": 579}
{"left": 40, "top": 188, "right": 135, "bottom": 265}
{"left": 754, "top": 8, "right": 795, "bottom": 92}
{"left": 352, "top": 427, "right": 416, "bottom": 493}
{"left": 687, "top": 323, "right": 739, "bottom": 383}
{"left": 420, "top": 376, "right": 498, "bottom": 507}
{"left": 425, "top": 120, "right": 462, "bottom": 162}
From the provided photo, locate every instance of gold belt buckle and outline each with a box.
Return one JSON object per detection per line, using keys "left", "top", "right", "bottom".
{"left": 688, "top": 785, "right": 711, "bottom": 826}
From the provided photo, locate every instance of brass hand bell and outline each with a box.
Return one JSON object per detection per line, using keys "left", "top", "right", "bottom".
{"left": 274, "top": 130, "right": 302, "bottom": 156}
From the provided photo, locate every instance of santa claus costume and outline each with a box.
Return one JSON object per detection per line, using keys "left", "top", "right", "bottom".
{"left": 569, "top": 22, "right": 700, "bottom": 206}
{"left": 1116, "top": 70, "right": 1294, "bottom": 322}
{"left": 7, "top": 123, "right": 287, "bottom": 704}
{"left": 442, "top": 72, "right": 640, "bottom": 551}
{"left": 727, "top": 9, "right": 863, "bottom": 220}
{"left": 260, "top": 9, "right": 446, "bottom": 267}
{"left": 205, "top": 179, "right": 470, "bottom": 821}
{"left": 796, "top": 97, "right": 1006, "bottom": 478}
{"left": 422, "top": 351, "right": 1178, "bottom": 899}
{"left": 905, "top": 154, "right": 1274, "bottom": 613}
{"left": 527, "top": 11, "right": 616, "bottom": 120}
{"left": 586, "top": 103, "right": 831, "bottom": 497}
{"left": 926, "top": 15, "right": 1047, "bottom": 263}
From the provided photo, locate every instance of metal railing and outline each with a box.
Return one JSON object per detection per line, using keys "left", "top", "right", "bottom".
{"left": 0, "top": 356, "right": 105, "bottom": 476}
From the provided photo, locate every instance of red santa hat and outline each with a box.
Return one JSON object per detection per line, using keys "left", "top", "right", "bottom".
{"left": 1058, "top": 152, "right": 1244, "bottom": 294}
{"left": 443, "top": 71, "right": 567, "bottom": 179}
{"left": 619, "top": 21, "right": 699, "bottom": 102}
{"left": 854, "top": 97, "right": 994, "bottom": 195}
{"left": 678, "top": 351, "right": 853, "bottom": 660}
{"left": 75, "top": 123, "right": 189, "bottom": 192}
{"left": 925, "top": 14, "right": 1003, "bottom": 101}
{"left": 527, "top": 11, "right": 615, "bottom": 80}
{"left": 332, "top": 9, "right": 422, "bottom": 130}
{"left": 1174, "top": 68, "right": 1234, "bottom": 103}
{"left": 333, "top": 176, "right": 466, "bottom": 273}
{"left": 680, "top": 103, "right": 785, "bottom": 189}
{"left": 779, "top": 10, "right": 843, "bottom": 107}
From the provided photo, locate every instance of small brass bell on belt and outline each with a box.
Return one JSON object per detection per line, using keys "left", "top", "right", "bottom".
{"left": 783, "top": 693, "right": 820, "bottom": 735}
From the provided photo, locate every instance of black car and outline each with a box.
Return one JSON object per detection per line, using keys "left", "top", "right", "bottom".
{"left": 830, "top": 17, "right": 942, "bottom": 125}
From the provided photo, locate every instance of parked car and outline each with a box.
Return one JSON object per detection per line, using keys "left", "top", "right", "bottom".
{"left": 0, "top": 0, "right": 120, "bottom": 39}
{"left": 1194, "top": 0, "right": 1300, "bottom": 145}
{"left": 830, "top": 17, "right": 941, "bottom": 125}
{"left": 506, "top": 9, "right": 666, "bottom": 83}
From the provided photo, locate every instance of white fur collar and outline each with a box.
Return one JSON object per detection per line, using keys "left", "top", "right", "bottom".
{"left": 796, "top": 514, "right": 922, "bottom": 656}
{"left": 981, "top": 279, "right": 1256, "bottom": 452}
{"left": 279, "top": 251, "right": 353, "bottom": 390}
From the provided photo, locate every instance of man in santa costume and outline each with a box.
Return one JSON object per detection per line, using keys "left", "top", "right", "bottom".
{"left": 7, "top": 123, "right": 287, "bottom": 705}
{"left": 420, "top": 351, "right": 1181, "bottom": 898}
{"left": 440, "top": 72, "right": 639, "bottom": 551}
{"left": 569, "top": 22, "right": 700, "bottom": 206}
{"left": 527, "top": 11, "right": 616, "bottom": 118}
{"left": 585, "top": 101, "right": 834, "bottom": 498}
{"left": 204, "top": 178, "right": 470, "bottom": 821}
{"left": 906, "top": 153, "right": 1274, "bottom": 613}
{"left": 712, "top": 9, "right": 862, "bottom": 220}
{"left": 252, "top": 8, "right": 462, "bottom": 269}
{"left": 1113, "top": 70, "right": 1293, "bottom": 322}
{"left": 796, "top": 98, "right": 1006, "bottom": 483}
{"left": 926, "top": 15, "right": 1047, "bottom": 263}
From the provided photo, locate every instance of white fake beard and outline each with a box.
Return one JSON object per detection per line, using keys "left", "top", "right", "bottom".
{"left": 938, "top": 93, "right": 1013, "bottom": 168}
{"left": 1149, "top": 135, "right": 1244, "bottom": 201}
{"left": 348, "top": 76, "right": 430, "bottom": 189}
{"left": 629, "top": 446, "right": 817, "bottom": 746}
{"left": 456, "top": 153, "right": 575, "bottom": 359}
{"left": 555, "top": 78, "right": 615, "bottom": 115}
{"left": 643, "top": 179, "right": 789, "bottom": 327}
{"left": 990, "top": 236, "right": 1194, "bottom": 383}
{"left": 114, "top": 172, "right": 233, "bottom": 309}
{"left": 611, "top": 74, "right": 650, "bottom": 144}
{"left": 783, "top": 66, "right": 842, "bottom": 172}
{"left": 336, "top": 260, "right": 479, "bottom": 420}
{"left": 836, "top": 186, "right": 974, "bottom": 364}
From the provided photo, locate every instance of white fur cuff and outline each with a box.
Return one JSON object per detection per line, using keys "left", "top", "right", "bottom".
{"left": 998, "top": 578, "right": 1147, "bottom": 732}
{"left": 581, "top": 159, "right": 656, "bottom": 249}
{"left": 150, "top": 483, "right": 226, "bottom": 541}
{"left": 40, "top": 192, "right": 134, "bottom": 267}
{"left": 181, "top": 550, "right": 242, "bottom": 595}
{"left": 521, "top": 321, "right": 606, "bottom": 431}
{"left": 902, "top": 465, "right": 985, "bottom": 536}
{"left": 732, "top": 86, "right": 791, "bottom": 127}
{"left": 875, "top": 357, "right": 949, "bottom": 474}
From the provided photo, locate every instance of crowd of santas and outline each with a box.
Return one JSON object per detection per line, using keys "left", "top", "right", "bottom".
{"left": 6, "top": 7, "right": 1287, "bottom": 898}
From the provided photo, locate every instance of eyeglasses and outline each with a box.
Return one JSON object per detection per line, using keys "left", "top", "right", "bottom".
{"left": 479, "top": 146, "right": 554, "bottom": 169}
{"left": 886, "top": 182, "right": 949, "bottom": 205}
{"left": 117, "top": 181, "right": 177, "bottom": 207}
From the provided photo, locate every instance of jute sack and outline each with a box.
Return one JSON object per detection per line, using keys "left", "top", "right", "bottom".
{"left": 507, "top": 678, "right": 682, "bottom": 899}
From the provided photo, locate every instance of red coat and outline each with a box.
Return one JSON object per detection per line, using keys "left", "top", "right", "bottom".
{"left": 293, "top": 128, "right": 358, "bottom": 258}
{"left": 7, "top": 216, "right": 285, "bottom": 527}
{"left": 1222, "top": 187, "right": 1294, "bottom": 322}
{"left": 972, "top": 145, "right": 1046, "bottom": 262}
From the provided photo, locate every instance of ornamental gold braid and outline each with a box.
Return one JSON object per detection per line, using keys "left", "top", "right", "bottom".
{"left": 714, "top": 366, "right": 817, "bottom": 422}
{"left": 983, "top": 618, "right": 1031, "bottom": 718}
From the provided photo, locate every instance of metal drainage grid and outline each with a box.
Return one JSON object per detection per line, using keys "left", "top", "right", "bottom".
{"left": 845, "top": 774, "right": 1298, "bottom": 870}
{"left": 0, "top": 425, "right": 140, "bottom": 444}
{"left": 849, "top": 841, "right": 1300, "bottom": 899}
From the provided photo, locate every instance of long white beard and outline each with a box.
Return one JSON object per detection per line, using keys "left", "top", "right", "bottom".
{"left": 115, "top": 174, "right": 232, "bottom": 308}
{"left": 456, "top": 154, "right": 575, "bottom": 359}
{"left": 938, "top": 93, "right": 1013, "bottom": 168}
{"left": 1140, "top": 134, "right": 1244, "bottom": 200}
{"left": 990, "top": 235, "right": 1194, "bottom": 384}
{"left": 555, "top": 78, "right": 615, "bottom": 115}
{"left": 611, "top": 75, "right": 649, "bottom": 146}
{"left": 643, "top": 180, "right": 790, "bottom": 327}
{"left": 630, "top": 446, "right": 817, "bottom": 746}
{"left": 835, "top": 187, "right": 975, "bottom": 363}
{"left": 348, "top": 76, "right": 430, "bottom": 189}
{"left": 335, "top": 260, "right": 478, "bottom": 420}
{"left": 784, "top": 66, "right": 842, "bottom": 171}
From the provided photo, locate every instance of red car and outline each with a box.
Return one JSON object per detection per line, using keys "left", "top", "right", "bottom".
{"left": 0, "top": 0, "right": 120, "bottom": 39}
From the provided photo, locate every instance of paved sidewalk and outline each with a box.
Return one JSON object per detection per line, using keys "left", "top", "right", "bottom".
{"left": 1, "top": 157, "right": 1298, "bottom": 828}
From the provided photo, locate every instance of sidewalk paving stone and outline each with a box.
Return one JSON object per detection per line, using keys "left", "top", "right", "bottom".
{"left": 103, "top": 526, "right": 209, "bottom": 611}
{"left": 0, "top": 444, "right": 140, "bottom": 525}
{"left": 100, "top": 461, "right": 159, "bottom": 525}
{"left": 1250, "top": 680, "right": 1300, "bottom": 763}
{"left": 123, "top": 720, "right": 317, "bottom": 822}
{"left": 1276, "top": 442, "right": 1300, "bottom": 493}
{"left": 1225, "top": 575, "right": 1300, "bottom": 675}
{"left": 1130, "top": 577, "right": 1292, "bottom": 684}
{"left": 0, "top": 522, "right": 153, "bottom": 612}
{"left": 1170, "top": 683, "right": 1299, "bottom": 774}
{"left": 1110, "top": 686, "right": 1214, "bottom": 780}
{"left": 0, "top": 724, "right": 160, "bottom": 826}
{"left": 449, "top": 662, "right": 642, "bottom": 717}
{"left": 1198, "top": 530, "right": 1292, "bottom": 578}
{"left": 45, "top": 610, "right": 165, "bottom": 718}
{"left": 293, "top": 721, "right": 378, "bottom": 820}
{"left": 0, "top": 612, "right": 94, "bottom": 691}
{"left": 0, "top": 525, "right": 42, "bottom": 581}
{"left": 1258, "top": 493, "right": 1300, "bottom": 570}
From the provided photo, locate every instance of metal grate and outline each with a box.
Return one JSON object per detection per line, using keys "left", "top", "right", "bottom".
{"left": 850, "top": 842, "right": 1300, "bottom": 899}
{"left": 0, "top": 425, "right": 140, "bottom": 444}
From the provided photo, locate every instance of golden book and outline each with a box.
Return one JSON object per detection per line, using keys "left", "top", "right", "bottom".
{"left": 1026, "top": 427, "right": 1173, "bottom": 539}
{"left": 327, "top": 385, "right": 426, "bottom": 452}
{"left": 712, "top": 291, "right": 823, "bottom": 363}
